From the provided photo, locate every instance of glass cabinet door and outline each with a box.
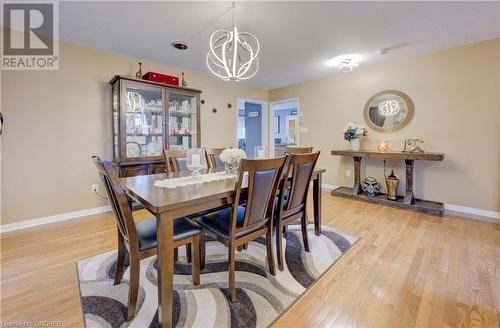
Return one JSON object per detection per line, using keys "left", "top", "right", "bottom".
{"left": 112, "top": 83, "right": 119, "bottom": 161}
{"left": 167, "top": 92, "right": 199, "bottom": 150}
{"left": 123, "top": 83, "right": 165, "bottom": 159}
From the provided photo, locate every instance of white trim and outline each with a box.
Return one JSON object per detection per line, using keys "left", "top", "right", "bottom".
{"left": 321, "top": 183, "right": 340, "bottom": 192}
{"left": 2, "top": 189, "right": 498, "bottom": 235}
{"left": 0, "top": 205, "right": 111, "bottom": 235}
{"left": 236, "top": 97, "right": 269, "bottom": 156}
{"left": 269, "top": 97, "right": 300, "bottom": 157}
{"left": 444, "top": 204, "right": 500, "bottom": 222}
{"left": 323, "top": 184, "right": 499, "bottom": 222}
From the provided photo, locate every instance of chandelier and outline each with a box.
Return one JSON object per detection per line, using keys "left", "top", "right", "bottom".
{"left": 378, "top": 100, "right": 400, "bottom": 116}
{"left": 206, "top": 2, "right": 260, "bottom": 81}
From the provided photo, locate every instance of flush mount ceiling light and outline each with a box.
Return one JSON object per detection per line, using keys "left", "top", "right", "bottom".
{"left": 378, "top": 100, "right": 400, "bottom": 116}
{"left": 327, "top": 54, "right": 362, "bottom": 73}
{"left": 206, "top": 2, "right": 260, "bottom": 81}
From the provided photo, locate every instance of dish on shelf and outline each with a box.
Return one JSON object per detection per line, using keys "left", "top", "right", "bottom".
{"left": 147, "top": 141, "right": 163, "bottom": 156}
{"left": 126, "top": 142, "right": 141, "bottom": 157}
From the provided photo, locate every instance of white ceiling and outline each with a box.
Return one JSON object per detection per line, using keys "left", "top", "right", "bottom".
{"left": 57, "top": 1, "right": 500, "bottom": 89}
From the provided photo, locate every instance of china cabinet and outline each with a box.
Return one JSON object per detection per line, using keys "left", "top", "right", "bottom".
{"left": 110, "top": 75, "right": 201, "bottom": 177}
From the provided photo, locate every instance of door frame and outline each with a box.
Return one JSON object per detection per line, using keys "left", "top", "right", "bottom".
{"left": 269, "top": 97, "right": 300, "bottom": 157}
{"left": 236, "top": 98, "right": 269, "bottom": 156}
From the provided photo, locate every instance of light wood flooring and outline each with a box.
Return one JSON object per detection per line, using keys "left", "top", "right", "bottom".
{"left": 1, "top": 193, "right": 499, "bottom": 327}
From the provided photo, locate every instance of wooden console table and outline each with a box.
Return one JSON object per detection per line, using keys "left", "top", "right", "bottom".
{"left": 331, "top": 149, "right": 445, "bottom": 216}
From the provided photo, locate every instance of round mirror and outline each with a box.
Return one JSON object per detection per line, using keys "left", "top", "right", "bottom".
{"left": 363, "top": 90, "right": 414, "bottom": 132}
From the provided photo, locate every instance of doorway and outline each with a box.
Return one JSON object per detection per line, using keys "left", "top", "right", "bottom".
{"left": 236, "top": 98, "right": 268, "bottom": 158}
{"left": 270, "top": 98, "right": 299, "bottom": 157}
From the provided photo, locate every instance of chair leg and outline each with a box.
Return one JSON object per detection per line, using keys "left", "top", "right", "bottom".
{"left": 114, "top": 234, "right": 126, "bottom": 285}
{"left": 301, "top": 213, "right": 310, "bottom": 252}
{"left": 186, "top": 244, "right": 192, "bottom": 263}
{"left": 228, "top": 244, "right": 237, "bottom": 303}
{"left": 266, "top": 229, "right": 276, "bottom": 276}
{"left": 174, "top": 247, "right": 178, "bottom": 262}
{"left": 126, "top": 258, "right": 140, "bottom": 321}
{"left": 200, "top": 233, "right": 206, "bottom": 270}
{"left": 192, "top": 236, "right": 200, "bottom": 286}
{"left": 276, "top": 223, "right": 284, "bottom": 271}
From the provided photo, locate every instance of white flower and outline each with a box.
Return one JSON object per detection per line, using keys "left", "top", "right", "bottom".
{"left": 219, "top": 148, "right": 247, "bottom": 164}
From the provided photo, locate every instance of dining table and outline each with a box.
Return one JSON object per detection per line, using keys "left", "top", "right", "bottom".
{"left": 120, "top": 167, "right": 325, "bottom": 328}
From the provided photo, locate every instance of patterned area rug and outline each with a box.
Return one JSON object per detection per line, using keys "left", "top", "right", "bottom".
{"left": 77, "top": 225, "right": 359, "bottom": 328}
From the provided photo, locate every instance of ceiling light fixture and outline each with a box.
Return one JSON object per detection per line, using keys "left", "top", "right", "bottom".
{"left": 378, "top": 100, "right": 400, "bottom": 116}
{"left": 172, "top": 41, "right": 188, "bottom": 50}
{"left": 327, "top": 54, "right": 363, "bottom": 73}
{"left": 206, "top": 2, "right": 260, "bottom": 81}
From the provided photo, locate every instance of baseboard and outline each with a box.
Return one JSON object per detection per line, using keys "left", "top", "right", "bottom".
{"left": 2, "top": 187, "right": 498, "bottom": 235}
{"left": 324, "top": 184, "right": 499, "bottom": 222}
{"left": 0, "top": 205, "right": 111, "bottom": 235}
{"left": 444, "top": 204, "right": 500, "bottom": 223}
{"left": 321, "top": 183, "right": 339, "bottom": 192}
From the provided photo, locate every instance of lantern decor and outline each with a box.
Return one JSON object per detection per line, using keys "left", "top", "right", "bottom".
{"left": 206, "top": 2, "right": 260, "bottom": 81}
{"left": 378, "top": 141, "right": 390, "bottom": 152}
{"left": 385, "top": 170, "right": 399, "bottom": 201}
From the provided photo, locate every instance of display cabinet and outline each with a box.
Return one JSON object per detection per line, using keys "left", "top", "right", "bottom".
{"left": 110, "top": 75, "right": 201, "bottom": 177}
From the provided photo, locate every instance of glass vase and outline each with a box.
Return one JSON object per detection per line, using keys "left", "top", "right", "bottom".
{"left": 224, "top": 161, "right": 239, "bottom": 176}
{"left": 350, "top": 139, "right": 360, "bottom": 151}
{"left": 186, "top": 148, "right": 204, "bottom": 175}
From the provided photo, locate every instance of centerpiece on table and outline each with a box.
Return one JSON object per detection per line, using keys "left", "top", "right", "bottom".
{"left": 219, "top": 148, "right": 247, "bottom": 175}
{"left": 343, "top": 123, "right": 368, "bottom": 151}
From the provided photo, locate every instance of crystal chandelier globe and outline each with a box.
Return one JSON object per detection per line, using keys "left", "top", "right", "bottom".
{"left": 206, "top": 3, "right": 260, "bottom": 81}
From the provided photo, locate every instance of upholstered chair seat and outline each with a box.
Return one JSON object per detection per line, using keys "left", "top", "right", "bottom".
{"left": 136, "top": 217, "right": 202, "bottom": 252}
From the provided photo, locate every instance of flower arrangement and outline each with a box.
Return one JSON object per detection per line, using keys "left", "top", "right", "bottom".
{"left": 219, "top": 148, "right": 247, "bottom": 164}
{"left": 343, "top": 123, "right": 368, "bottom": 141}
{"left": 219, "top": 148, "right": 247, "bottom": 175}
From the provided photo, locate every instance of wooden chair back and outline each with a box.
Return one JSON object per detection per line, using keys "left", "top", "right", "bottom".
{"left": 92, "top": 156, "right": 137, "bottom": 248}
{"left": 230, "top": 157, "right": 286, "bottom": 237}
{"left": 284, "top": 146, "right": 313, "bottom": 154}
{"left": 205, "top": 148, "right": 225, "bottom": 169}
{"left": 163, "top": 149, "right": 187, "bottom": 173}
{"left": 278, "top": 152, "right": 320, "bottom": 216}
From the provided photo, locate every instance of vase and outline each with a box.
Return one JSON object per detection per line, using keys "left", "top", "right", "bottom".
{"left": 350, "top": 139, "right": 360, "bottom": 151}
{"left": 224, "top": 161, "right": 239, "bottom": 176}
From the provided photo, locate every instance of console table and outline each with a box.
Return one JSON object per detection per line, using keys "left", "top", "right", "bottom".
{"left": 331, "top": 150, "right": 445, "bottom": 216}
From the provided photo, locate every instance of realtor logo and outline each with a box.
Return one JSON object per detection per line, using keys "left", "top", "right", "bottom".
{"left": 2, "top": 1, "right": 59, "bottom": 70}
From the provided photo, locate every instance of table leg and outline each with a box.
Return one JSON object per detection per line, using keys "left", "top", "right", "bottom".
{"left": 404, "top": 159, "right": 415, "bottom": 205}
{"left": 353, "top": 156, "right": 363, "bottom": 195}
{"left": 313, "top": 172, "right": 322, "bottom": 236}
{"left": 157, "top": 212, "right": 174, "bottom": 328}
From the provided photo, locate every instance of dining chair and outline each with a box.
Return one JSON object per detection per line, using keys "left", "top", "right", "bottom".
{"left": 205, "top": 148, "right": 226, "bottom": 169}
{"left": 275, "top": 151, "right": 320, "bottom": 271}
{"left": 196, "top": 157, "right": 286, "bottom": 303}
{"left": 163, "top": 149, "right": 187, "bottom": 173}
{"left": 92, "top": 156, "right": 203, "bottom": 321}
{"left": 284, "top": 146, "right": 313, "bottom": 154}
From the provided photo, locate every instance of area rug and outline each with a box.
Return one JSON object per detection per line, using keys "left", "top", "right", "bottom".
{"left": 77, "top": 225, "right": 359, "bottom": 328}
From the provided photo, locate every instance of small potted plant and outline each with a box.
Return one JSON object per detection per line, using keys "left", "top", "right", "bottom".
{"left": 219, "top": 148, "right": 247, "bottom": 175}
{"left": 343, "top": 123, "right": 368, "bottom": 151}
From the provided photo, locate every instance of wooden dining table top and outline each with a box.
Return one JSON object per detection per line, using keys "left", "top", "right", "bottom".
{"left": 120, "top": 167, "right": 326, "bottom": 215}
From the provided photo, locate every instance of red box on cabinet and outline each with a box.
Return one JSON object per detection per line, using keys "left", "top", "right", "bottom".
{"left": 143, "top": 71, "right": 179, "bottom": 86}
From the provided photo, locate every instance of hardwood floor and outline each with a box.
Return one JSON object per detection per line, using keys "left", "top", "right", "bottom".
{"left": 1, "top": 193, "right": 499, "bottom": 327}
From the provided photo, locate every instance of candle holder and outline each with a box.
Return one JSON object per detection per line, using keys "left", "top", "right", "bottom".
{"left": 254, "top": 145, "right": 266, "bottom": 159}
{"left": 378, "top": 142, "right": 390, "bottom": 152}
{"left": 186, "top": 148, "right": 205, "bottom": 175}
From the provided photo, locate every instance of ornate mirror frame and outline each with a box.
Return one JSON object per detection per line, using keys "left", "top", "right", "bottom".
{"left": 363, "top": 90, "right": 414, "bottom": 132}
